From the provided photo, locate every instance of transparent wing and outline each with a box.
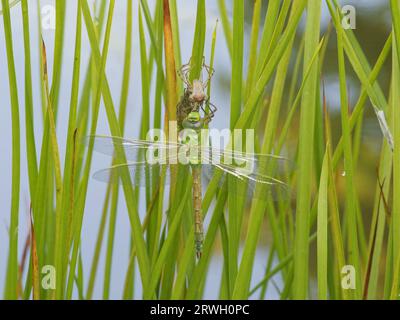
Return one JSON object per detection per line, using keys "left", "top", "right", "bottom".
{"left": 201, "top": 148, "right": 292, "bottom": 200}
{"left": 202, "top": 165, "right": 291, "bottom": 201}
{"left": 89, "top": 135, "right": 293, "bottom": 197}
{"left": 88, "top": 135, "right": 183, "bottom": 162}
{"left": 201, "top": 146, "right": 291, "bottom": 179}
{"left": 92, "top": 162, "right": 171, "bottom": 187}
{"left": 200, "top": 145, "right": 289, "bottom": 169}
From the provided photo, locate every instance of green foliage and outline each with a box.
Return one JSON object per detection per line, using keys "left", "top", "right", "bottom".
{"left": 1, "top": 0, "right": 400, "bottom": 300}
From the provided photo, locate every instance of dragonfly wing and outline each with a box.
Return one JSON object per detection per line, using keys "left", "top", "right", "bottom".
{"left": 93, "top": 162, "right": 171, "bottom": 187}
{"left": 200, "top": 146, "right": 292, "bottom": 171}
{"left": 202, "top": 164, "right": 291, "bottom": 201}
{"left": 201, "top": 146, "right": 293, "bottom": 201}
{"left": 88, "top": 135, "right": 182, "bottom": 162}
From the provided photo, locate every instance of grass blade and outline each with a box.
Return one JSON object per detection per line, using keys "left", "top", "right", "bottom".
{"left": 292, "top": 0, "right": 321, "bottom": 299}
{"left": 317, "top": 149, "right": 329, "bottom": 299}
{"left": 2, "top": 0, "right": 21, "bottom": 300}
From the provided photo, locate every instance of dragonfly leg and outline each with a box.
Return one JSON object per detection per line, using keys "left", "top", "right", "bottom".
{"left": 178, "top": 62, "right": 192, "bottom": 89}
{"left": 202, "top": 61, "right": 215, "bottom": 89}
{"left": 202, "top": 99, "right": 217, "bottom": 125}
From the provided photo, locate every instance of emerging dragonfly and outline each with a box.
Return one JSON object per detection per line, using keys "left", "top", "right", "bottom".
{"left": 176, "top": 58, "right": 217, "bottom": 127}
{"left": 90, "top": 60, "right": 289, "bottom": 258}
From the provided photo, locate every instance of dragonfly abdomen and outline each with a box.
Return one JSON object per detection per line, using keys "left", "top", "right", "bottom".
{"left": 192, "top": 166, "right": 204, "bottom": 258}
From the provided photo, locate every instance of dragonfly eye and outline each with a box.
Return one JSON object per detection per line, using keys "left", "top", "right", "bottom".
{"left": 181, "top": 113, "right": 204, "bottom": 131}
{"left": 187, "top": 112, "right": 201, "bottom": 122}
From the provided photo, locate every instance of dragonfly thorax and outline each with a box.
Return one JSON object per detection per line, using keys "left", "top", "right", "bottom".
{"left": 179, "top": 112, "right": 204, "bottom": 166}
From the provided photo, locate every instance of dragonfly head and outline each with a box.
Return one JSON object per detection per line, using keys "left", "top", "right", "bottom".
{"left": 187, "top": 111, "right": 201, "bottom": 122}
{"left": 182, "top": 111, "right": 204, "bottom": 130}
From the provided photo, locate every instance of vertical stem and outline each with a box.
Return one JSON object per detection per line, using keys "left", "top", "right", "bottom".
{"left": 293, "top": 0, "right": 321, "bottom": 299}
{"left": 163, "top": 0, "right": 178, "bottom": 123}
{"left": 163, "top": 0, "right": 178, "bottom": 199}
{"left": 390, "top": 0, "right": 400, "bottom": 299}
{"left": 2, "top": 0, "right": 21, "bottom": 300}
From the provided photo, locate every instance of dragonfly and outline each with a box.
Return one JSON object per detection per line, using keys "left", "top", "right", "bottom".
{"left": 89, "top": 60, "right": 289, "bottom": 259}
{"left": 176, "top": 58, "right": 217, "bottom": 127}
